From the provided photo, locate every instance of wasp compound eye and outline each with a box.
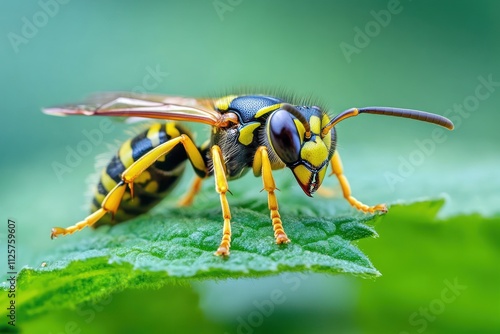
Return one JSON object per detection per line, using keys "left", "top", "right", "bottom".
{"left": 268, "top": 108, "right": 301, "bottom": 165}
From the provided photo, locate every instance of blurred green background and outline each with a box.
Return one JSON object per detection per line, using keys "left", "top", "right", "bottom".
{"left": 1, "top": 0, "right": 499, "bottom": 333}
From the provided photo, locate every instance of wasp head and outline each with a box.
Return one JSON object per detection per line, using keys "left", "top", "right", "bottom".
{"left": 266, "top": 104, "right": 336, "bottom": 196}
{"left": 266, "top": 102, "right": 455, "bottom": 196}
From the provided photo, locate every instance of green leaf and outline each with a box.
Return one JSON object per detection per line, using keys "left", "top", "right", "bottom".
{"left": 355, "top": 201, "right": 500, "bottom": 334}
{"left": 0, "top": 195, "right": 381, "bottom": 319}
{"left": 13, "top": 284, "right": 226, "bottom": 334}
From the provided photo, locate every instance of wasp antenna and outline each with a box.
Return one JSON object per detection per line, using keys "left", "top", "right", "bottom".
{"left": 281, "top": 104, "right": 312, "bottom": 139}
{"left": 358, "top": 107, "right": 455, "bottom": 130}
{"left": 321, "top": 106, "right": 454, "bottom": 136}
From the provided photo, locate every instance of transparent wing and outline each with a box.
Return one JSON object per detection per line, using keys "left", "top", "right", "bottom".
{"left": 42, "top": 92, "right": 225, "bottom": 126}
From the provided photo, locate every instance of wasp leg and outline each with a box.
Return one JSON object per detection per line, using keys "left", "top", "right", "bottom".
{"left": 121, "top": 134, "right": 206, "bottom": 186}
{"left": 330, "top": 151, "right": 387, "bottom": 213}
{"left": 50, "top": 182, "right": 127, "bottom": 238}
{"left": 51, "top": 134, "right": 207, "bottom": 239}
{"left": 211, "top": 145, "right": 233, "bottom": 257}
{"left": 178, "top": 175, "right": 204, "bottom": 207}
{"left": 253, "top": 146, "right": 290, "bottom": 244}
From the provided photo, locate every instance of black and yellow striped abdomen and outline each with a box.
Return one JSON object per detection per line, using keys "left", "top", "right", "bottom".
{"left": 91, "top": 122, "right": 192, "bottom": 226}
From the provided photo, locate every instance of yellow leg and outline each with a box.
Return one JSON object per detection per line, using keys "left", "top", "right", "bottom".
{"left": 51, "top": 181, "right": 127, "bottom": 238}
{"left": 254, "top": 147, "right": 290, "bottom": 244}
{"left": 178, "top": 176, "right": 204, "bottom": 207}
{"left": 51, "top": 134, "right": 206, "bottom": 239}
{"left": 211, "top": 145, "right": 232, "bottom": 256}
{"left": 122, "top": 134, "right": 206, "bottom": 185}
{"left": 330, "top": 151, "right": 387, "bottom": 213}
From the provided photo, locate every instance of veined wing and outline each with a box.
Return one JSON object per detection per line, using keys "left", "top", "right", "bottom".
{"left": 42, "top": 93, "right": 227, "bottom": 127}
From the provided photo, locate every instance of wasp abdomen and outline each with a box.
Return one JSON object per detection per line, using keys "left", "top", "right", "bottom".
{"left": 91, "top": 122, "right": 191, "bottom": 226}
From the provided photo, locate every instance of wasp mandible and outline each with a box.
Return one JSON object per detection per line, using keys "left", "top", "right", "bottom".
{"left": 44, "top": 93, "right": 454, "bottom": 256}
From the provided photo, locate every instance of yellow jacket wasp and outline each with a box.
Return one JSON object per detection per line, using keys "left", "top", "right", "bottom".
{"left": 44, "top": 93, "right": 454, "bottom": 256}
